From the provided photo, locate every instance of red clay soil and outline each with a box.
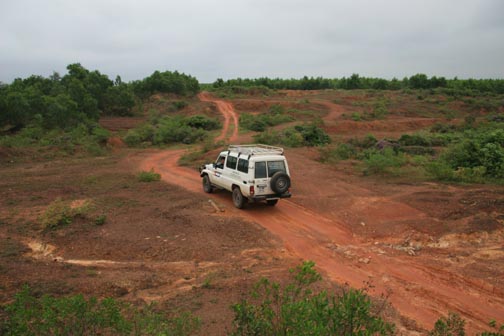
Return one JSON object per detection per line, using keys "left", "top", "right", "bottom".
{"left": 139, "top": 92, "right": 504, "bottom": 333}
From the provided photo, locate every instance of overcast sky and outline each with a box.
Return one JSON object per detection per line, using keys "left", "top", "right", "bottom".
{"left": 1, "top": 0, "right": 503, "bottom": 83}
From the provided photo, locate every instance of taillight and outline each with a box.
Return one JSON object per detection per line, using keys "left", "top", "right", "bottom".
{"left": 250, "top": 186, "right": 255, "bottom": 195}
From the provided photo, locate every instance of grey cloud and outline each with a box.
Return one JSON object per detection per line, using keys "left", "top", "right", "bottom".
{"left": 1, "top": 0, "right": 503, "bottom": 83}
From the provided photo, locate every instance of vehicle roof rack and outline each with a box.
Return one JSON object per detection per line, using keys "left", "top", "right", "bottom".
{"left": 228, "top": 144, "right": 284, "bottom": 156}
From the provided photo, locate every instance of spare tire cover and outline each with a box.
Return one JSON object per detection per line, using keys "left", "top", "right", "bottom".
{"left": 270, "top": 172, "right": 291, "bottom": 194}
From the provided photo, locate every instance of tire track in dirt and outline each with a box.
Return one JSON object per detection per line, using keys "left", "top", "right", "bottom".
{"left": 140, "top": 92, "right": 504, "bottom": 333}
{"left": 198, "top": 92, "right": 238, "bottom": 142}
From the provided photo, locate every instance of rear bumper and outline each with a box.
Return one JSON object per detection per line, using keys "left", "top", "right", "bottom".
{"left": 250, "top": 191, "right": 291, "bottom": 202}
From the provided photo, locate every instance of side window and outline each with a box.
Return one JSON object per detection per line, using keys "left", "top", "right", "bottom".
{"left": 226, "top": 156, "right": 237, "bottom": 170}
{"left": 237, "top": 158, "right": 249, "bottom": 173}
{"left": 267, "top": 161, "right": 286, "bottom": 177}
{"left": 255, "top": 161, "right": 267, "bottom": 178}
{"left": 215, "top": 155, "right": 226, "bottom": 169}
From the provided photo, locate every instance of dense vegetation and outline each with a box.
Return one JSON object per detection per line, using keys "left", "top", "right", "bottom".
{"left": 0, "top": 286, "right": 200, "bottom": 336}
{"left": 0, "top": 64, "right": 200, "bottom": 154}
{"left": 212, "top": 74, "right": 504, "bottom": 94}
{"left": 2, "top": 263, "right": 502, "bottom": 335}
{"left": 231, "top": 261, "right": 394, "bottom": 335}
{"left": 320, "top": 119, "right": 504, "bottom": 183}
{"left": 123, "top": 113, "right": 220, "bottom": 147}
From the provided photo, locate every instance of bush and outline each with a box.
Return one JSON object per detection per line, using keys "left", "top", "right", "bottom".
{"left": 430, "top": 123, "right": 457, "bottom": 133}
{"left": 39, "top": 198, "right": 91, "bottom": 229}
{"left": 137, "top": 169, "right": 161, "bottom": 182}
{"left": 153, "top": 119, "right": 206, "bottom": 145}
{"left": 185, "top": 115, "right": 220, "bottom": 130}
{"left": 294, "top": 124, "right": 331, "bottom": 146}
{"left": 362, "top": 148, "right": 406, "bottom": 176}
{"left": 172, "top": 100, "right": 188, "bottom": 110}
{"left": 0, "top": 286, "right": 200, "bottom": 336}
{"left": 253, "top": 123, "right": 329, "bottom": 147}
{"left": 230, "top": 261, "right": 394, "bottom": 336}
{"left": 319, "top": 143, "right": 357, "bottom": 163}
{"left": 400, "top": 145, "right": 435, "bottom": 156}
{"left": 426, "top": 161, "right": 455, "bottom": 181}
{"left": 351, "top": 112, "right": 362, "bottom": 121}
{"left": 398, "top": 134, "right": 431, "bottom": 147}
{"left": 348, "top": 134, "right": 378, "bottom": 149}
{"left": 442, "top": 129, "right": 504, "bottom": 178}
{"left": 429, "top": 312, "right": 466, "bottom": 336}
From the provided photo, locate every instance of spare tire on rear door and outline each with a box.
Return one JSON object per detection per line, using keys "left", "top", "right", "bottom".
{"left": 270, "top": 172, "right": 291, "bottom": 194}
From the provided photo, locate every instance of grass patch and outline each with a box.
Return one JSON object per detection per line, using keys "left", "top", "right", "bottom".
{"left": 39, "top": 198, "right": 92, "bottom": 230}
{"left": 137, "top": 169, "right": 161, "bottom": 182}
{"left": 0, "top": 286, "right": 200, "bottom": 335}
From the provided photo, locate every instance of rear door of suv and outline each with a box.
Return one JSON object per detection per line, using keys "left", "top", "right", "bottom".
{"left": 253, "top": 159, "right": 288, "bottom": 196}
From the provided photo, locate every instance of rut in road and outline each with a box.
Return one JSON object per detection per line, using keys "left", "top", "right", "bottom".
{"left": 140, "top": 92, "right": 504, "bottom": 333}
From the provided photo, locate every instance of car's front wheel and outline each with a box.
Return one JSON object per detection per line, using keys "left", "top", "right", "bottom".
{"left": 232, "top": 187, "right": 246, "bottom": 209}
{"left": 202, "top": 175, "right": 213, "bottom": 193}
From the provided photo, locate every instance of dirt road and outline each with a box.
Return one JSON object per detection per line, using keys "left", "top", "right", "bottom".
{"left": 140, "top": 92, "right": 504, "bottom": 333}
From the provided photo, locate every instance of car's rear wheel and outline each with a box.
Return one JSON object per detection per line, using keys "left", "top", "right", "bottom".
{"left": 232, "top": 187, "right": 246, "bottom": 209}
{"left": 270, "top": 172, "right": 291, "bottom": 194}
{"left": 202, "top": 175, "right": 213, "bottom": 193}
{"left": 266, "top": 199, "right": 278, "bottom": 206}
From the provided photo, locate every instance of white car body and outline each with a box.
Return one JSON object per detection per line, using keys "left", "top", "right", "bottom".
{"left": 199, "top": 144, "right": 292, "bottom": 208}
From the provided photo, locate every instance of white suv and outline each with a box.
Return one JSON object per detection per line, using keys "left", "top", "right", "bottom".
{"left": 199, "top": 144, "right": 292, "bottom": 208}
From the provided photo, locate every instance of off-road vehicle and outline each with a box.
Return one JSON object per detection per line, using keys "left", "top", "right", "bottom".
{"left": 199, "top": 144, "right": 292, "bottom": 208}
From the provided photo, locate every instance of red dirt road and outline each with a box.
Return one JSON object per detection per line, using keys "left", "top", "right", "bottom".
{"left": 198, "top": 92, "right": 238, "bottom": 142}
{"left": 140, "top": 92, "right": 504, "bottom": 333}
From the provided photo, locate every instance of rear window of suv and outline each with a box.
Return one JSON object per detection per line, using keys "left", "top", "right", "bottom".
{"left": 267, "top": 161, "right": 286, "bottom": 177}
{"left": 254, "top": 160, "right": 286, "bottom": 178}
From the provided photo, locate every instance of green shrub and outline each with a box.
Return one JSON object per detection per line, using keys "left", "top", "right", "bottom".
{"left": 453, "top": 166, "right": 487, "bottom": 183}
{"left": 253, "top": 130, "right": 283, "bottom": 146}
{"left": 370, "top": 100, "right": 389, "bottom": 119}
{"left": 94, "top": 214, "right": 107, "bottom": 226}
{"left": 362, "top": 148, "right": 406, "bottom": 176}
{"left": 294, "top": 124, "right": 331, "bottom": 146}
{"left": 398, "top": 134, "right": 431, "bottom": 147}
{"left": 442, "top": 129, "right": 504, "bottom": 178}
{"left": 137, "top": 169, "right": 161, "bottom": 182}
{"left": 320, "top": 143, "right": 356, "bottom": 163}
{"left": 429, "top": 312, "right": 466, "bottom": 336}
{"left": 400, "top": 145, "right": 435, "bottom": 156}
{"left": 39, "top": 198, "right": 91, "bottom": 229}
{"left": 153, "top": 120, "right": 206, "bottom": 145}
{"left": 426, "top": 161, "right": 455, "bottom": 181}
{"left": 348, "top": 134, "right": 378, "bottom": 149}
{"left": 0, "top": 286, "right": 200, "bottom": 336}
{"left": 230, "top": 261, "right": 394, "bottom": 336}
{"left": 172, "top": 100, "right": 188, "bottom": 110}
{"left": 185, "top": 114, "right": 220, "bottom": 130}
{"left": 253, "top": 123, "right": 329, "bottom": 147}
{"left": 351, "top": 112, "right": 362, "bottom": 121}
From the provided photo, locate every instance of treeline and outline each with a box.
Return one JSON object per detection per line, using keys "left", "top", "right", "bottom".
{"left": 0, "top": 64, "right": 200, "bottom": 130}
{"left": 212, "top": 74, "right": 504, "bottom": 94}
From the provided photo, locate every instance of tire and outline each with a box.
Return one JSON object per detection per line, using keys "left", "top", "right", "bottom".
{"left": 270, "top": 172, "right": 291, "bottom": 194}
{"left": 232, "top": 187, "right": 246, "bottom": 209}
{"left": 202, "top": 175, "right": 213, "bottom": 193}
{"left": 266, "top": 199, "right": 278, "bottom": 206}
